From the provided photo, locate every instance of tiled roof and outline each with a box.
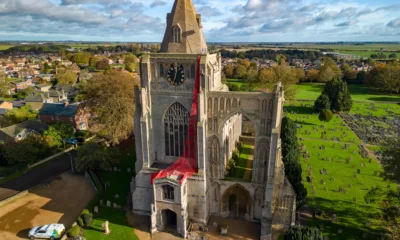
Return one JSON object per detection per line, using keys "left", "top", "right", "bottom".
{"left": 0, "top": 120, "right": 48, "bottom": 138}
{"left": 39, "top": 103, "right": 79, "bottom": 117}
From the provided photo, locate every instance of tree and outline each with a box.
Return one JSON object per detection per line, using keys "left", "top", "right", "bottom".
{"left": 318, "top": 109, "right": 333, "bottom": 127}
{"left": 314, "top": 94, "right": 331, "bottom": 112}
{"left": 389, "top": 53, "right": 397, "bottom": 59}
{"left": 4, "top": 106, "right": 37, "bottom": 125}
{"left": 72, "top": 52, "right": 92, "bottom": 65}
{"left": 322, "top": 80, "right": 352, "bottom": 112}
{"left": 284, "top": 226, "right": 323, "bottom": 240}
{"left": 342, "top": 63, "right": 358, "bottom": 81}
{"left": 89, "top": 55, "right": 102, "bottom": 68}
{"left": 43, "top": 123, "right": 74, "bottom": 148}
{"left": 318, "top": 57, "right": 342, "bottom": 82}
{"left": 3, "top": 134, "right": 53, "bottom": 165}
{"left": 281, "top": 117, "right": 307, "bottom": 208}
{"left": 223, "top": 64, "right": 234, "bottom": 78}
{"left": 84, "top": 70, "right": 136, "bottom": 144}
{"left": 124, "top": 54, "right": 139, "bottom": 72}
{"left": 75, "top": 143, "right": 118, "bottom": 172}
{"left": 258, "top": 65, "right": 302, "bottom": 100}
{"left": 243, "top": 70, "right": 259, "bottom": 91}
{"left": 96, "top": 58, "right": 110, "bottom": 70}
{"left": 57, "top": 71, "right": 77, "bottom": 84}
{"left": 234, "top": 65, "right": 247, "bottom": 79}
{"left": 366, "top": 63, "right": 400, "bottom": 93}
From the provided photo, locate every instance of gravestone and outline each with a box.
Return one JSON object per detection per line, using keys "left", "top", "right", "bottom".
{"left": 103, "top": 221, "right": 110, "bottom": 234}
{"left": 113, "top": 167, "right": 117, "bottom": 172}
{"left": 348, "top": 184, "right": 353, "bottom": 189}
{"left": 100, "top": 200, "right": 103, "bottom": 206}
{"left": 357, "top": 169, "right": 361, "bottom": 174}
{"left": 353, "top": 197, "right": 357, "bottom": 203}
{"left": 353, "top": 173, "right": 358, "bottom": 178}
{"left": 94, "top": 206, "right": 98, "bottom": 214}
{"left": 368, "top": 159, "right": 372, "bottom": 164}
{"left": 106, "top": 201, "right": 111, "bottom": 207}
{"left": 127, "top": 168, "right": 131, "bottom": 173}
{"left": 113, "top": 203, "right": 117, "bottom": 208}
{"left": 320, "top": 179, "right": 325, "bottom": 185}
{"left": 332, "top": 213, "right": 337, "bottom": 223}
{"left": 114, "top": 194, "right": 119, "bottom": 199}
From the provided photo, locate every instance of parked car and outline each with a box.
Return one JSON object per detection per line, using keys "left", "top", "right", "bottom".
{"left": 28, "top": 224, "right": 65, "bottom": 239}
{"left": 64, "top": 138, "right": 78, "bottom": 145}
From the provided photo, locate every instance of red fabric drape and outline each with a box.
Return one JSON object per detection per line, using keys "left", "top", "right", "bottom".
{"left": 151, "top": 56, "right": 201, "bottom": 184}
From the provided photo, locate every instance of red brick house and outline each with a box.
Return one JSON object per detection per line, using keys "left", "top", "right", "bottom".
{"left": 39, "top": 102, "right": 89, "bottom": 130}
{"left": 9, "top": 78, "right": 33, "bottom": 92}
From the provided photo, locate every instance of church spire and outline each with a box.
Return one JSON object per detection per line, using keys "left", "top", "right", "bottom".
{"left": 160, "top": 0, "right": 208, "bottom": 54}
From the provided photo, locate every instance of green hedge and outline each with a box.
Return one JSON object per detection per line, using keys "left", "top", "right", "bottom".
{"left": 67, "top": 225, "right": 81, "bottom": 238}
{"left": 88, "top": 170, "right": 104, "bottom": 193}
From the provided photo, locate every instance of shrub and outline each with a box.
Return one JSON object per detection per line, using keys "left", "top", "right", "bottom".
{"left": 284, "top": 226, "right": 323, "bottom": 240}
{"left": 67, "top": 225, "right": 81, "bottom": 238}
{"left": 232, "top": 148, "right": 240, "bottom": 163}
{"left": 236, "top": 141, "right": 243, "bottom": 153}
{"left": 314, "top": 93, "right": 331, "bottom": 112}
{"left": 318, "top": 109, "right": 333, "bottom": 124}
{"left": 82, "top": 213, "right": 93, "bottom": 227}
{"left": 323, "top": 80, "right": 352, "bottom": 112}
{"left": 227, "top": 83, "right": 239, "bottom": 91}
{"left": 225, "top": 159, "right": 236, "bottom": 176}
{"left": 77, "top": 216, "right": 84, "bottom": 227}
{"left": 79, "top": 209, "right": 93, "bottom": 227}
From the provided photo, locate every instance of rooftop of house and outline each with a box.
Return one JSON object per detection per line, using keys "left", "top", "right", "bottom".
{"left": 25, "top": 93, "right": 49, "bottom": 103}
{"left": 39, "top": 103, "right": 80, "bottom": 117}
{"left": 0, "top": 120, "right": 49, "bottom": 139}
{"left": 35, "top": 83, "right": 52, "bottom": 88}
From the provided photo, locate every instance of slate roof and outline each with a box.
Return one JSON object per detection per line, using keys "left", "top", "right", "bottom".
{"left": 25, "top": 93, "right": 49, "bottom": 103}
{"left": 0, "top": 120, "right": 48, "bottom": 139}
{"left": 39, "top": 103, "right": 79, "bottom": 117}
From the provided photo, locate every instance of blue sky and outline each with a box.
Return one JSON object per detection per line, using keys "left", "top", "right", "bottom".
{"left": 0, "top": 0, "right": 399, "bottom": 42}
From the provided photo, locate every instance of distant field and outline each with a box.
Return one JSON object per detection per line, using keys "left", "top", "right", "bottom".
{"left": 70, "top": 43, "right": 130, "bottom": 49}
{"left": 0, "top": 45, "right": 13, "bottom": 50}
{"left": 295, "top": 83, "right": 400, "bottom": 102}
{"left": 333, "top": 50, "right": 396, "bottom": 58}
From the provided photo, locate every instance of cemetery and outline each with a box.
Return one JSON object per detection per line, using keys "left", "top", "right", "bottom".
{"left": 82, "top": 150, "right": 139, "bottom": 240}
{"left": 284, "top": 101, "right": 397, "bottom": 240}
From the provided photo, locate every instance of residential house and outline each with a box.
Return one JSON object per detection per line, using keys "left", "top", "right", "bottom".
{"left": 0, "top": 120, "right": 49, "bottom": 143}
{"left": 9, "top": 78, "right": 33, "bottom": 92}
{"left": 11, "top": 100, "right": 26, "bottom": 108}
{"left": 48, "top": 56, "right": 61, "bottom": 63}
{"left": 35, "top": 83, "right": 52, "bottom": 92}
{"left": 54, "top": 83, "right": 79, "bottom": 99}
{"left": 39, "top": 102, "right": 88, "bottom": 130}
{"left": 0, "top": 101, "right": 13, "bottom": 115}
{"left": 48, "top": 89, "right": 68, "bottom": 103}
{"left": 61, "top": 60, "right": 73, "bottom": 67}
{"left": 25, "top": 93, "right": 54, "bottom": 111}
{"left": 37, "top": 74, "right": 53, "bottom": 82}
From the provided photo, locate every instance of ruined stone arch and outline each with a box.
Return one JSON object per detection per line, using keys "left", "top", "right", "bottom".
{"left": 221, "top": 184, "right": 253, "bottom": 218}
{"left": 217, "top": 109, "right": 258, "bottom": 135}
{"left": 208, "top": 136, "right": 220, "bottom": 179}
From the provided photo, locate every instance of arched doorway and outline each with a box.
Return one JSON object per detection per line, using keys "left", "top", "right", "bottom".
{"left": 162, "top": 209, "right": 177, "bottom": 232}
{"left": 221, "top": 184, "right": 253, "bottom": 219}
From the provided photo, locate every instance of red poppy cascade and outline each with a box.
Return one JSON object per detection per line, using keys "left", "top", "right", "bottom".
{"left": 167, "top": 64, "right": 185, "bottom": 85}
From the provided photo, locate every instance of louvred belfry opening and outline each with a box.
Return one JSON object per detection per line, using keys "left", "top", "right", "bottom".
{"left": 151, "top": 57, "right": 201, "bottom": 184}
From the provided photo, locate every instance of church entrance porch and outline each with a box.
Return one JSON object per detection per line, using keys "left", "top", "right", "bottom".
{"left": 161, "top": 209, "right": 178, "bottom": 233}
{"left": 221, "top": 184, "right": 253, "bottom": 220}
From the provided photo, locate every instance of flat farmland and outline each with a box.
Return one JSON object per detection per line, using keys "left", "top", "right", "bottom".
{"left": 0, "top": 45, "right": 13, "bottom": 50}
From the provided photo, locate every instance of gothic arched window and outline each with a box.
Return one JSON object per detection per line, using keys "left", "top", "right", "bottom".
{"left": 173, "top": 26, "right": 181, "bottom": 43}
{"left": 163, "top": 185, "right": 175, "bottom": 200}
{"left": 160, "top": 64, "right": 164, "bottom": 77}
{"left": 164, "top": 102, "right": 190, "bottom": 157}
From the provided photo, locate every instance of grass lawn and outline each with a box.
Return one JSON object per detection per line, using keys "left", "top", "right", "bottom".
{"left": 84, "top": 208, "right": 138, "bottom": 240}
{"left": 284, "top": 102, "right": 396, "bottom": 240}
{"left": 83, "top": 147, "right": 137, "bottom": 240}
{"left": 351, "top": 102, "right": 400, "bottom": 117}
{"left": 295, "top": 83, "right": 400, "bottom": 102}
{"left": 232, "top": 144, "right": 253, "bottom": 180}
{"left": 227, "top": 78, "right": 246, "bottom": 88}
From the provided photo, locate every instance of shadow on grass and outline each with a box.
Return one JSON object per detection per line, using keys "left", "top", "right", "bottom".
{"left": 293, "top": 121, "right": 317, "bottom": 126}
{"left": 305, "top": 197, "right": 388, "bottom": 240}
{"left": 367, "top": 97, "right": 400, "bottom": 102}
{"left": 284, "top": 105, "right": 314, "bottom": 115}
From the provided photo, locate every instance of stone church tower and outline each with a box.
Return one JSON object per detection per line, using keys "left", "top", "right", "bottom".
{"left": 131, "top": 0, "right": 296, "bottom": 239}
